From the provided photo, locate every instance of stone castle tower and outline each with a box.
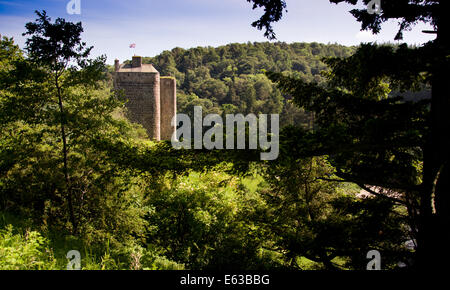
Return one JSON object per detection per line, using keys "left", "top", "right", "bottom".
{"left": 113, "top": 56, "right": 176, "bottom": 141}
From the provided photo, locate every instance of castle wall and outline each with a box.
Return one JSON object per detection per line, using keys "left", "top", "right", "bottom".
{"left": 114, "top": 72, "right": 161, "bottom": 141}
{"left": 160, "top": 77, "right": 177, "bottom": 140}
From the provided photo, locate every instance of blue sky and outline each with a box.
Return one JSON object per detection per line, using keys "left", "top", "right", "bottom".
{"left": 0, "top": 0, "right": 435, "bottom": 64}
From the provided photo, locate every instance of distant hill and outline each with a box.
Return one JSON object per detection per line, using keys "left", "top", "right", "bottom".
{"left": 141, "top": 42, "right": 356, "bottom": 128}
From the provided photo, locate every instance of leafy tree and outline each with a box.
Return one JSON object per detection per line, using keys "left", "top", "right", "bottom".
{"left": 259, "top": 156, "right": 408, "bottom": 270}
{"left": 144, "top": 170, "right": 276, "bottom": 270}
{"left": 246, "top": 0, "right": 450, "bottom": 269}
{"left": 20, "top": 11, "right": 101, "bottom": 233}
{"left": 0, "top": 12, "right": 149, "bottom": 248}
{"left": 195, "top": 78, "right": 228, "bottom": 103}
{"left": 177, "top": 92, "right": 222, "bottom": 119}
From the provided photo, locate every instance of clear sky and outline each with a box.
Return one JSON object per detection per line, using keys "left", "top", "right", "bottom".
{"left": 0, "top": 0, "right": 435, "bottom": 64}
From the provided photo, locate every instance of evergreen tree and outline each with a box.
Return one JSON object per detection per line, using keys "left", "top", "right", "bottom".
{"left": 247, "top": 0, "right": 450, "bottom": 269}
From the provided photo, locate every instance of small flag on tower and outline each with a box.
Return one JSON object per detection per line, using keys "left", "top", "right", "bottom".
{"left": 129, "top": 43, "right": 136, "bottom": 48}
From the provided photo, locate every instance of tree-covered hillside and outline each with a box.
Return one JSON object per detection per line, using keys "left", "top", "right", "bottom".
{"left": 140, "top": 42, "right": 355, "bottom": 128}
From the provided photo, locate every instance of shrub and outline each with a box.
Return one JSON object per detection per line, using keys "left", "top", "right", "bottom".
{"left": 0, "top": 224, "right": 57, "bottom": 270}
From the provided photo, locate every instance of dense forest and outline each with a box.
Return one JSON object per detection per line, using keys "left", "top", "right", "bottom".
{"left": 139, "top": 42, "right": 356, "bottom": 128}
{"left": 139, "top": 42, "right": 429, "bottom": 126}
{"left": 0, "top": 11, "right": 424, "bottom": 271}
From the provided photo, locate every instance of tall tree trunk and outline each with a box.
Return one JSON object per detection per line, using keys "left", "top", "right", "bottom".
{"left": 55, "top": 75, "right": 77, "bottom": 234}
{"left": 417, "top": 0, "right": 450, "bottom": 269}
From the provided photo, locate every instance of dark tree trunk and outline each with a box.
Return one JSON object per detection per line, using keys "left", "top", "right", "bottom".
{"left": 55, "top": 75, "right": 77, "bottom": 234}
{"left": 416, "top": 0, "right": 450, "bottom": 269}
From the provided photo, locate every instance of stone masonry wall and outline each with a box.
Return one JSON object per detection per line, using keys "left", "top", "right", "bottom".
{"left": 114, "top": 72, "right": 161, "bottom": 140}
{"left": 160, "top": 77, "right": 177, "bottom": 140}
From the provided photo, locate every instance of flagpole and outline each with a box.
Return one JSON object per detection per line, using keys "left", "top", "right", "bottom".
{"left": 129, "top": 43, "right": 137, "bottom": 56}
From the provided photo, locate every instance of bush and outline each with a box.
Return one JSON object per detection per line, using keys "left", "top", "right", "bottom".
{"left": 0, "top": 224, "right": 57, "bottom": 270}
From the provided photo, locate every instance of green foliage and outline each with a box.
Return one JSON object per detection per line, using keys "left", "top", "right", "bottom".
{"left": 245, "top": 1, "right": 450, "bottom": 269}
{"left": 142, "top": 42, "right": 354, "bottom": 127}
{"left": 144, "top": 170, "right": 283, "bottom": 270}
{"left": 266, "top": 44, "right": 429, "bottom": 195}
{"left": 0, "top": 11, "right": 421, "bottom": 271}
{"left": 0, "top": 24, "right": 263, "bottom": 271}
{"left": 265, "top": 41, "right": 432, "bottom": 268}
{"left": 0, "top": 224, "right": 57, "bottom": 270}
{"left": 258, "top": 156, "right": 409, "bottom": 270}
{"left": 0, "top": 14, "right": 155, "bottom": 264}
